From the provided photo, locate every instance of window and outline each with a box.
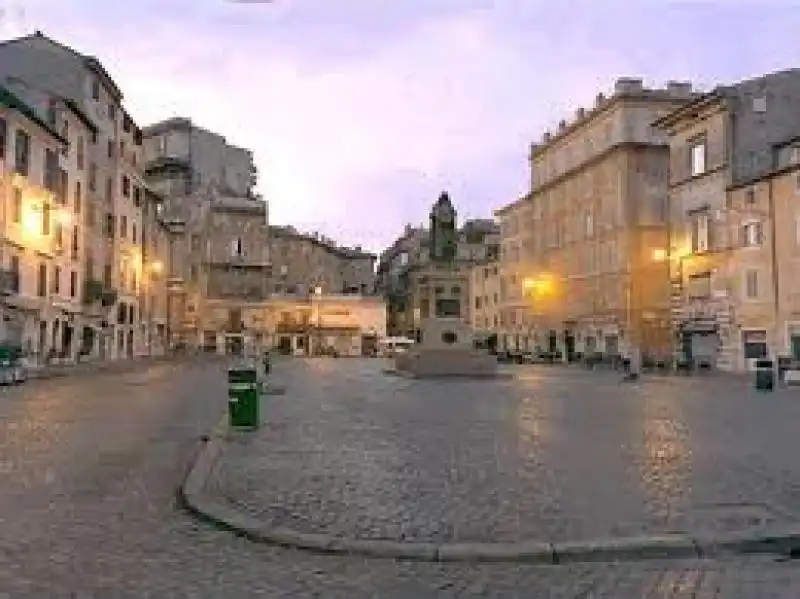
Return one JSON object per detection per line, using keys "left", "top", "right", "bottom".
{"left": 108, "top": 104, "right": 116, "bottom": 121}
{"left": 133, "top": 186, "right": 140, "bottom": 207}
{"left": 103, "top": 264, "right": 112, "bottom": 287}
{"left": 743, "top": 330, "right": 767, "bottom": 359}
{"left": 90, "top": 130, "right": 97, "bottom": 145}
{"left": 120, "top": 215, "right": 127, "bottom": 239}
{"left": 69, "top": 271, "right": 77, "bottom": 298}
{"left": 0, "top": 117, "right": 6, "bottom": 159}
{"left": 74, "top": 180, "right": 82, "bottom": 214}
{"left": 795, "top": 216, "right": 800, "bottom": 246}
{"left": 132, "top": 223, "right": 137, "bottom": 244}
{"left": 687, "top": 272, "right": 711, "bottom": 299}
{"left": 9, "top": 256, "right": 20, "bottom": 293}
{"left": 37, "top": 263, "right": 47, "bottom": 297}
{"left": 752, "top": 96, "right": 767, "bottom": 113}
{"left": 71, "top": 225, "right": 79, "bottom": 259}
{"left": 122, "top": 175, "right": 130, "bottom": 197}
{"left": 742, "top": 221, "right": 763, "bottom": 247}
{"left": 14, "top": 130, "right": 30, "bottom": 176}
{"left": 745, "top": 187, "right": 755, "bottom": 204}
{"left": 54, "top": 223, "right": 63, "bottom": 249}
{"left": 745, "top": 269, "right": 759, "bottom": 299}
{"left": 60, "top": 123, "right": 68, "bottom": 156}
{"left": 690, "top": 139, "right": 706, "bottom": 176}
{"left": 91, "top": 79, "right": 100, "bottom": 100}
{"left": 76, "top": 136, "right": 84, "bottom": 170}
{"left": 58, "top": 169, "right": 67, "bottom": 205}
{"left": 230, "top": 238, "right": 243, "bottom": 257}
{"left": 105, "top": 177, "right": 113, "bottom": 202}
{"left": 11, "top": 188, "right": 21, "bottom": 223}
{"left": 42, "top": 203, "right": 51, "bottom": 236}
{"left": 88, "top": 162, "right": 97, "bottom": 191}
{"left": 584, "top": 212, "right": 594, "bottom": 236}
{"left": 52, "top": 265, "right": 60, "bottom": 294}
{"left": 107, "top": 139, "right": 113, "bottom": 158}
{"left": 691, "top": 214, "right": 710, "bottom": 253}
{"left": 105, "top": 213, "right": 115, "bottom": 238}
{"left": 44, "top": 149, "right": 59, "bottom": 192}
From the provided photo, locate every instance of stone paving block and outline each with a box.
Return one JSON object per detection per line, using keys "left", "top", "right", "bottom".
{"left": 207, "top": 358, "right": 800, "bottom": 551}
{"left": 2, "top": 358, "right": 800, "bottom": 595}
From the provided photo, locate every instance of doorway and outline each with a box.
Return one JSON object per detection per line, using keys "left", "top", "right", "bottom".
{"left": 564, "top": 330, "right": 576, "bottom": 362}
{"left": 225, "top": 334, "right": 244, "bottom": 356}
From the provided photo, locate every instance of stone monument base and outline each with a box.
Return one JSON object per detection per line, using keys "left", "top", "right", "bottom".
{"left": 392, "top": 318, "right": 499, "bottom": 379}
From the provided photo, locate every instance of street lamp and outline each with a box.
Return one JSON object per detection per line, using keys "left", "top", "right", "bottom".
{"left": 522, "top": 273, "right": 557, "bottom": 354}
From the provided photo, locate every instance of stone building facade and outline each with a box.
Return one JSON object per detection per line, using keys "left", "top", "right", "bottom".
{"left": 0, "top": 31, "right": 160, "bottom": 362}
{"left": 655, "top": 69, "right": 800, "bottom": 371}
{"left": 142, "top": 116, "right": 381, "bottom": 356}
{"left": 469, "top": 260, "right": 501, "bottom": 334}
{"left": 269, "top": 226, "right": 376, "bottom": 296}
{"left": 496, "top": 78, "right": 696, "bottom": 359}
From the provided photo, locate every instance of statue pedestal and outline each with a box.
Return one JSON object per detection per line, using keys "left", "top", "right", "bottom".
{"left": 394, "top": 318, "right": 498, "bottom": 378}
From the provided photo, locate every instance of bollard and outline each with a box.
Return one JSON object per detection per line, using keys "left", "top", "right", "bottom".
{"left": 228, "top": 363, "right": 260, "bottom": 430}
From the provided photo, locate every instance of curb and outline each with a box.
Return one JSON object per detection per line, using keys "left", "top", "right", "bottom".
{"left": 180, "top": 428, "right": 800, "bottom": 564}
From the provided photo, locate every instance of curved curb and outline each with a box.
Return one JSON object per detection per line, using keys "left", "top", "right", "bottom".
{"left": 179, "top": 426, "right": 800, "bottom": 563}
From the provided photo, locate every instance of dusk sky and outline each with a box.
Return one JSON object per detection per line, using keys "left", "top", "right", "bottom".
{"left": 0, "top": 1, "right": 798, "bottom": 252}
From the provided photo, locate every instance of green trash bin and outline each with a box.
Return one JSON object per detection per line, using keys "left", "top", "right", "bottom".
{"left": 228, "top": 364, "right": 260, "bottom": 429}
{"left": 754, "top": 359, "right": 775, "bottom": 391}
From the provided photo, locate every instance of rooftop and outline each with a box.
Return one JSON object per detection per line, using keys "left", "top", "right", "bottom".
{"left": 529, "top": 77, "right": 697, "bottom": 159}
{"left": 270, "top": 225, "right": 376, "bottom": 260}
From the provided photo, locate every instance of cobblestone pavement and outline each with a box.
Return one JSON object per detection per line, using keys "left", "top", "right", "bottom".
{"left": 209, "top": 359, "right": 800, "bottom": 546}
{"left": 1, "top": 357, "right": 799, "bottom": 597}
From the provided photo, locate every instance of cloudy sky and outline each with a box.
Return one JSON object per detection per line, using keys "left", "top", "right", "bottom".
{"left": 0, "top": 0, "right": 798, "bottom": 251}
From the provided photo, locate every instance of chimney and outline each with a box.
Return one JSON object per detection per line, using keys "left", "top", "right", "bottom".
{"left": 666, "top": 81, "right": 693, "bottom": 97}
{"left": 595, "top": 93, "right": 605, "bottom": 107}
{"left": 558, "top": 119, "right": 567, "bottom": 132}
{"left": 542, "top": 131, "right": 552, "bottom": 143}
{"left": 575, "top": 107, "right": 586, "bottom": 119}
